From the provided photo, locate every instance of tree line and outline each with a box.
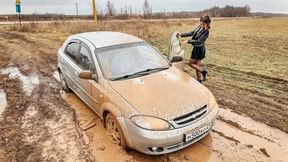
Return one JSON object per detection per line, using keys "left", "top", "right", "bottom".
{"left": 201, "top": 5, "right": 251, "bottom": 17}
{"left": 98, "top": 1, "right": 251, "bottom": 19}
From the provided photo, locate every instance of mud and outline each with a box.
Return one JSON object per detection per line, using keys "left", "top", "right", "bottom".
{"left": 63, "top": 92, "right": 288, "bottom": 162}
{"left": 218, "top": 108, "right": 288, "bottom": 146}
{"left": 62, "top": 92, "right": 134, "bottom": 162}
{"left": 0, "top": 32, "right": 91, "bottom": 161}
{"left": 0, "top": 29, "right": 288, "bottom": 162}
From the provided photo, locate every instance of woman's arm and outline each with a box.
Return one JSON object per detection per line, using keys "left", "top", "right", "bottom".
{"left": 180, "top": 27, "right": 198, "bottom": 37}
{"left": 188, "top": 30, "right": 209, "bottom": 45}
{"left": 181, "top": 31, "right": 194, "bottom": 37}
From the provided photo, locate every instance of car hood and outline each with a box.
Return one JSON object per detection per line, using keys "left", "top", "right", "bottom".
{"left": 108, "top": 67, "right": 209, "bottom": 121}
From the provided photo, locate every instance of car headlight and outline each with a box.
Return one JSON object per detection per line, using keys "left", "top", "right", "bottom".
{"left": 131, "top": 116, "right": 173, "bottom": 131}
{"left": 208, "top": 92, "right": 217, "bottom": 109}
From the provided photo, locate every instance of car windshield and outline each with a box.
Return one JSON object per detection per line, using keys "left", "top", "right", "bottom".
{"left": 95, "top": 42, "right": 170, "bottom": 80}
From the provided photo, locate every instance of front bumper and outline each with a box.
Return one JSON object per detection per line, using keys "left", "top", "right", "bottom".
{"left": 118, "top": 104, "right": 219, "bottom": 155}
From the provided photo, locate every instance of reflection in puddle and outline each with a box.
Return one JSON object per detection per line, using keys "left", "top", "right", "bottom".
{"left": 0, "top": 89, "right": 7, "bottom": 116}
{"left": 0, "top": 66, "right": 39, "bottom": 96}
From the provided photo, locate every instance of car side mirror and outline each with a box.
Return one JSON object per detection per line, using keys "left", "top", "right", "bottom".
{"left": 79, "top": 70, "right": 92, "bottom": 80}
{"left": 170, "top": 56, "right": 183, "bottom": 63}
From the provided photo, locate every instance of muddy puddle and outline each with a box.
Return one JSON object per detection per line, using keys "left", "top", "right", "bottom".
{"left": 62, "top": 92, "right": 288, "bottom": 162}
{"left": 61, "top": 92, "right": 134, "bottom": 162}
{"left": 0, "top": 66, "right": 39, "bottom": 96}
{"left": 0, "top": 89, "right": 7, "bottom": 117}
{"left": 53, "top": 71, "right": 60, "bottom": 82}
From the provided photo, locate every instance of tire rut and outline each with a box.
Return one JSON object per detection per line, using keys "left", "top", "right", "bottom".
{"left": 0, "top": 32, "right": 93, "bottom": 161}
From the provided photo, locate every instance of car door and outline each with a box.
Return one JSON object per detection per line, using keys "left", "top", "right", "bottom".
{"left": 61, "top": 40, "right": 81, "bottom": 91}
{"left": 78, "top": 41, "right": 104, "bottom": 115}
{"left": 73, "top": 42, "right": 96, "bottom": 108}
{"left": 79, "top": 41, "right": 104, "bottom": 115}
{"left": 61, "top": 39, "right": 102, "bottom": 114}
{"left": 168, "top": 32, "right": 185, "bottom": 70}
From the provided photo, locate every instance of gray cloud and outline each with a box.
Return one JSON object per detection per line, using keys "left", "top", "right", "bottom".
{"left": 1, "top": 0, "right": 287, "bottom": 14}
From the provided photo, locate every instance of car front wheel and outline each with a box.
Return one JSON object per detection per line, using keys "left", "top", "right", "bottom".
{"left": 105, "top": 113, "right": 126, "bottom": 148}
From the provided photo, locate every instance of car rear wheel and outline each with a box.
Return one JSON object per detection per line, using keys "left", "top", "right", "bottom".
{"left": 59, "top": 71, "right": 71, "bottom": 92}
{"left": 105, "top": 113, "right": 126, "bottom": 148}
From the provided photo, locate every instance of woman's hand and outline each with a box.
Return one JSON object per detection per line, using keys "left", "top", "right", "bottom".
{"left": 181, "top": 40, "right": 188, "bottom": 45}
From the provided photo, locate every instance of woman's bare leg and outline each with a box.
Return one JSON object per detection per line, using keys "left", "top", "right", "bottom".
{"left": 196, "top": 60, "right": 202, "bottom": 80}
{"left": 188, "top": 59, "right": 197, "bottom": 66}
{"left": 189, "top": 59, "right": 203, "bottom": 72}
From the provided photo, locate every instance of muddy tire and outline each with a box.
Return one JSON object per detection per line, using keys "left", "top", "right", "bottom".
{"left": 59, "top": 71, "right": 71, "bottom": 92}
{"left": 105, "top": 113, "right": 127, "bottom": 148}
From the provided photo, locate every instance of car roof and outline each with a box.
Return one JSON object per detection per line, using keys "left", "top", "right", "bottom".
{"left": 75, "top": 32, "right": 143, "bottom": 48}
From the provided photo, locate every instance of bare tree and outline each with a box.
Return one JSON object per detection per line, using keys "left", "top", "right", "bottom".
{"left": 106, "top": 1, "right": 115, "bottom": 16}
{"left": 143, "top": 0, "right": 152, "bottom": 19}
{"left": 118, "top": 5, "right": 129, "bottom": 19}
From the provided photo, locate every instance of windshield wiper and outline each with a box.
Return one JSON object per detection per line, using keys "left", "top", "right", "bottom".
{"left": 136, "top": 66, "right": 170, "bottom": 75}
{"left": 110, "top": 66, "right": 170, "bottom": 81}
{"left": 110, "top": 73, "right": 143, "bottom": 81}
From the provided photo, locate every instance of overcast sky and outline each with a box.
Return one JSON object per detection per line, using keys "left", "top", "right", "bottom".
{"left": 1, "top": 0, "right": 288, "bottom": 15}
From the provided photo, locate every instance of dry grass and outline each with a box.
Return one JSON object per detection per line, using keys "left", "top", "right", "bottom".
{"left": 2, "top": 17, "right": 288, "bottom": 132}
{"left": 6, "top": 20, "right": 192, "bottom": 40}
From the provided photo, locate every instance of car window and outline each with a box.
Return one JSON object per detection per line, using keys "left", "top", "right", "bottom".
{"left": 77, "top": 44, "right": 93, "bottom": 71}
{"left": 95, "top": 42, "right": 169, "bottom": 79}
{"left": 65, "top": 42, "right": 79, "bottom": 62}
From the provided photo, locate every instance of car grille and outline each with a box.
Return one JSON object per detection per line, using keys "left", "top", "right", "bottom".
{"left": 173, "top": 105, "right": 208, "bottom": 126}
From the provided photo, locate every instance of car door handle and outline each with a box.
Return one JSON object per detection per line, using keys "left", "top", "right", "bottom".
{"left": 61, "top": 58, "right": 65, "bottom": 63}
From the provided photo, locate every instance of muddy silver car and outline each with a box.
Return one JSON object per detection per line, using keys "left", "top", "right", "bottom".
{"left": 57, "top": 32, "right": 219, "bottom": 155}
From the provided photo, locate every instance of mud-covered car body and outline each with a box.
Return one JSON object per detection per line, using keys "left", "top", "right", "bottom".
{"left": 57, "top": 32, "right": 219, "bottom": 155}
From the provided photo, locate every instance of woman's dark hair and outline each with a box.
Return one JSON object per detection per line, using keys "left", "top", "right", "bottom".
{"left": 200, "top": 15, "right": 211, "bottom": 29}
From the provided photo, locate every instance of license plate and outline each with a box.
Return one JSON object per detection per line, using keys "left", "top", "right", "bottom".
{"left": 184, "top": 124, "right": 211, "bottom": 142}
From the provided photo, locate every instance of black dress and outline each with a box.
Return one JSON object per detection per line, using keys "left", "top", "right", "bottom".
{"left": 191, "top": 45, "right": 206, "bottom": 60}
{"left": 181, "top": 27, "right": 209, "bottom": 60}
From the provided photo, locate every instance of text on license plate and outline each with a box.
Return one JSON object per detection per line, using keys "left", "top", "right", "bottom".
{"left": 184, "top": 124, "right": 211, "bottom": 142}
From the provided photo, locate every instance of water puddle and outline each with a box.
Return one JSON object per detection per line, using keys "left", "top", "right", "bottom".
{"left": 0, "top": 66, "right": 40, "bottom": 96}
{"left": 0, "top": 89, "right": 7, "bottom": 116}
{"left": 53, "top": 71, "right": 60, "bottom": 82}
{"left": 218, "top": 108, "right": 288, "bottom": 145}
{"left": 216, "top": 108, "right": 288, "bottom": 161}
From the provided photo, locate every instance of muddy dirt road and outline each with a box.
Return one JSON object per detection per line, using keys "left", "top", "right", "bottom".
{"left": 0, "top": 30, "right": 288, "bottom": 162}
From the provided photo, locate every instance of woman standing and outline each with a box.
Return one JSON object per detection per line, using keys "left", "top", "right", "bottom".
{"left": 177, "top": 15, "right": 211, "bottom": 83}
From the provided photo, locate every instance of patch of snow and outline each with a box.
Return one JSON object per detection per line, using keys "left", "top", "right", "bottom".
{"left": 0, "top": 66, "right": 40, "bottom": 96}
{"left": 0, "top": 89, "right": 7, "bottom": 116}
